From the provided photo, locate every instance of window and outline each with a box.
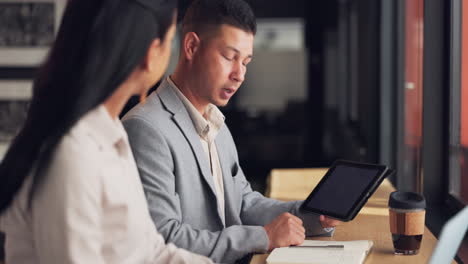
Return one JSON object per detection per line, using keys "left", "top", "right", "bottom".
{"left": 449, "top": 0, "right": 468, "bottom": 205}
{"left": 396, "top": 0, "right": 424, "bottom": 192}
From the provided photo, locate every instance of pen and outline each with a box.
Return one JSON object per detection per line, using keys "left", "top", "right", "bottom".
{"left": 289, "top": 245, "right": 345, "bottom": 249}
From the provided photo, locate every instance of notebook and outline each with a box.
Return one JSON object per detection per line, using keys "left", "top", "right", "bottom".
{"left": 266, "top": 240, "right": 373, "bottom": 264}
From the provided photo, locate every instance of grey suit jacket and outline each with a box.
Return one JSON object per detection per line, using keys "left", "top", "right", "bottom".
{"left": 122, "top": 80, "right": 332, "bottom": 264}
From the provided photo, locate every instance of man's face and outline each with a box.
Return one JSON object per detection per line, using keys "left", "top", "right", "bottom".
{"left": 191, "top": 24, "right": 253, "bottom": 107}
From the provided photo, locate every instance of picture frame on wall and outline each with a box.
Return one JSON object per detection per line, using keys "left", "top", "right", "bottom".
{"left": 0, "top": 0, "right": 66, "bottom": 66}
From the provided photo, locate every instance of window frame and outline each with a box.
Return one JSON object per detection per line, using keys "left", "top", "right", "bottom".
{"left": 447, "top": 0, "right": 468, "bottom": 209}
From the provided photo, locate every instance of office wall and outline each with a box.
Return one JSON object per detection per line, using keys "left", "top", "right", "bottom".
{"left": 237, "top": 50, "right": 307, "bottom": 113}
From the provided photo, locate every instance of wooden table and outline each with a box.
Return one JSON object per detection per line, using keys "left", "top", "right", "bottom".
{"left": 251, "top": 168, "right": 456, "bottom": 264}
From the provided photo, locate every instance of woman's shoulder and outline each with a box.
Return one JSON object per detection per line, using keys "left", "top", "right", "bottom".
{"left": 58, "top": 106, "right": 118, "bottom": 160}
{"left": 47, "top": 114, "right": 107, "bottom": 185}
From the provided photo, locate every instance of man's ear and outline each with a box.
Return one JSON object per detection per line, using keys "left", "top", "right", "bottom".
{"left": 143, "top": 38, "right": 162, "bottom": 72}
{"left": 183, "top": 32, "right": 201, "bottom": 61}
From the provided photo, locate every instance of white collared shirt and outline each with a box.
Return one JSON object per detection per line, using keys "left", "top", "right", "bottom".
{"left": 0, "top": 105, "right": 212, "bottom": 264}
{"left": 167, "top": 77, "right": 226, "bottom": 223}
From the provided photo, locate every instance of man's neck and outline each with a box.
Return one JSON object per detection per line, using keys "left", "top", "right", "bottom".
{"left": 170, "top": 71, "right": 208, "bottom": 116}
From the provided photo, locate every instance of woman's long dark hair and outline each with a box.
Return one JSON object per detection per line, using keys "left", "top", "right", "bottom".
{"left": 0, "top": 0, "right": 176, "bottom": 213}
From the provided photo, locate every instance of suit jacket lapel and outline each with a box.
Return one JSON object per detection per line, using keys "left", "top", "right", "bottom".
{"left": 156, "top": 81, "right": 218, "bottom": 202}
{"left": 215, "top": 133, "right": 238, "bottom": 227}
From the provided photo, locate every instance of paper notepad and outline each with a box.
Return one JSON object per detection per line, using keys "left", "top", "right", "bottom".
{"left": 266, "top": 240, "right": 373, "bottom": 264}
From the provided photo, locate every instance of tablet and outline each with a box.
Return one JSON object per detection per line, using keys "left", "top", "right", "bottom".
{"left": 300, "top": 160, "right": 393, "bottom": 221}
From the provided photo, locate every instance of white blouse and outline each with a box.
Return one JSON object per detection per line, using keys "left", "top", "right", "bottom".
{"left": 0, "top": 105, "right": 213, "bottom": 264}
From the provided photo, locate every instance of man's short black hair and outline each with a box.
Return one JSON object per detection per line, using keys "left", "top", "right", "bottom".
{"left": 181, "top": 0, "right": 256, "bottom": 36}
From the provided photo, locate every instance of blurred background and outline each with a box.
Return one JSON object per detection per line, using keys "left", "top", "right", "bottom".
{"left": 0, "top": 0, "right": 467, "bottom": 262}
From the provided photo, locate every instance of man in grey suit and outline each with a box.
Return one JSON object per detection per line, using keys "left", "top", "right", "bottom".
{"left": 122, "top": 0, "right": 341, "bottom": 263}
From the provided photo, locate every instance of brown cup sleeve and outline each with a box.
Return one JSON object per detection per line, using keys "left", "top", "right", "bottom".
{"left": 390, "top": 210, "right": 425, "bottom": 235}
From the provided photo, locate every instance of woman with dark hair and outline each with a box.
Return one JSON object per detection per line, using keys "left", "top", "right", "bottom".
{"left": 0, "top": 0, "right": 212, "bottom": 263}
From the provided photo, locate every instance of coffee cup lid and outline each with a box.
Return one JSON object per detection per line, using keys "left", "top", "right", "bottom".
{"left": 389, "top": 191, "right": 426, "bottom": 210}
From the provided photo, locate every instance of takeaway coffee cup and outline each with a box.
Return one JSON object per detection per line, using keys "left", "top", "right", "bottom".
{"left": 389, "top": 191, "right": 426, "bottom": 255}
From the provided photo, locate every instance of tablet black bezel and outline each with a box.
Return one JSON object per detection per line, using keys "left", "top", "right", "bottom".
{"left": 300, "top": 160, "right": 389, "bottom": 222}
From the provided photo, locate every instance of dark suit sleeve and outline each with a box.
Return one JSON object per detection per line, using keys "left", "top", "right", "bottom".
{"left": 122, "top": 117, "right": 269, "bottom": 264}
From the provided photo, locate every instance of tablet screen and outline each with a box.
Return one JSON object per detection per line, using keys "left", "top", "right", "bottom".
{"left": 302, "top": 164, "right": 385, "bottom": 219}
